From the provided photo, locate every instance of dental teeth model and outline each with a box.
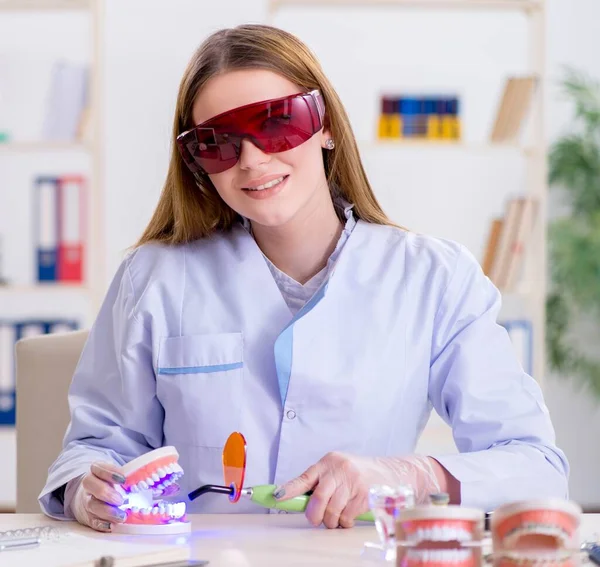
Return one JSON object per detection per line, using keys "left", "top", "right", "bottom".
{"left": 395, "top": 505, "right": 485, "bottom": 567}
{"left": 111, "top": 446, "right": 191, "bottom": 535}
{"left": 396, "top": 505, "right": 485, "bottom": 547}
{"left": 490, "top": 499, "right": 581, "bottom": 553}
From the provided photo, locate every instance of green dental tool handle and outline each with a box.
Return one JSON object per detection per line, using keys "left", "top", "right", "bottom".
{"left": 245, "top": 483, "right": 375, "bottom": 522}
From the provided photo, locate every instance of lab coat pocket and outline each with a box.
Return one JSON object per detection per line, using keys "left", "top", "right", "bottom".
{"left": 156, "top": 332, "right": 243, "bottom": 449}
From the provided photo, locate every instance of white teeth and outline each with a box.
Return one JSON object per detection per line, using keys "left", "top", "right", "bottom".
{"left": 152, "top": 507, "right": 159, "bottom": 515}
{"left": 158, "top": 468, "right": 166, "bottom": 477}
{"left": 408, "top": 526, "right": 473, "bottom": 543}
{"left": 130, "top": 485, "right": 139, "bottom": 493}
{"left": 246, "top": 176, "right": 285, "bottom": 191}
{"left": 145, "top": 477, "right": 154, "bottom": 486}
{"left": 165, "top": 464, "right": 174, "bottom": 473}
{"left": 141, "top": 508, "right": 149, "bottom": 515}
{"left": 406, "top": 549, "right": 473, "bottom": 562}
{"left": 131, "top": 506, "right": 139, "bottom": 513}
{"left": 167, "top": 504, "right": 174, "bottom": 516}
{"left": 152, "top": 473, "right": 160, "bottom": 483}
{"left": 139, "top": 481, "right": 149, "bottom": 490}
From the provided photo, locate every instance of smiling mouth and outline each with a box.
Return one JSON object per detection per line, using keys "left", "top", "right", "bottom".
{"left": 243, "top": 175, "right": 288, "bottom": 191}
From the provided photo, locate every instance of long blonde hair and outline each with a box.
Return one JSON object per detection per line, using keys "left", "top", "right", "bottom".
{"left": 136, "top": 24, "right": 396, "bottom": 247}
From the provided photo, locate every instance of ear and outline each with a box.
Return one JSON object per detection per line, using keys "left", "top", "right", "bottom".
{"left": 320, "top": 114, "right": 333, "bottom": 149}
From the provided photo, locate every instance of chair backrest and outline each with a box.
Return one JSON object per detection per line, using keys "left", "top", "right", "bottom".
{"left": 15, "top": 329, "right": 88, "bottom": 513}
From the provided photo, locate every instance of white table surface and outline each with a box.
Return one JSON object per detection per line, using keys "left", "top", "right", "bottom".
{"left": 1, "top": 512, "right": 599, "bottom": 567}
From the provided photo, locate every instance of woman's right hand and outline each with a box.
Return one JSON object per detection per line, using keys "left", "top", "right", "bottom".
{"left": 71, "top": 462, "right": 128, "bottom": 532}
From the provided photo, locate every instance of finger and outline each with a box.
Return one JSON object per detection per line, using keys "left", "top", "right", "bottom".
{"left": 90, "top": 462, "right": 126, "bottom": 485}
{"left": 338, "top": 493, "right": 368, "bottom": 529}
{"left": 305, "top": 475, "right": 337, "bottom": 527}
{"left": 274, "top": 463, "right": 321, "bottom": 501}
{"left": 87, "top": 495, "right": 127, "bottom": 524}
{"left": 89, "top": 515, "right": 113, "bottom": 533}
{"left": 82, "top": 473, "right": 124, "bottom": 507}
{"left": 323, "top": 484, "right": 352, "bottom": 530}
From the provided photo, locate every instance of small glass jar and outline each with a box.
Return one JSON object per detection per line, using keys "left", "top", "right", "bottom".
{"left": 366, "top": 484, "right": 415, "bottom": 561}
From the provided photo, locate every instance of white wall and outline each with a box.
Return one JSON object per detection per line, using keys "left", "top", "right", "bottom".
{"left": 1, "top": 0, "right": 599, "bottom": 510}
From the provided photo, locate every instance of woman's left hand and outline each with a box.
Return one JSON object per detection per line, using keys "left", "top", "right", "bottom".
{"left": 273, "top": 452, "right": 444, "bottom": 529}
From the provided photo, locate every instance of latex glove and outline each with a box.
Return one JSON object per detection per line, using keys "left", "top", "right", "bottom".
{"left": 70, "top": 462, "right": 128, "bottom": 532}
{"left": 273, "top": 452, "right": 441, "bottom": 529}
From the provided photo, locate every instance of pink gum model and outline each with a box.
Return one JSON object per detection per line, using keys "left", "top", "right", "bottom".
{"left": 111, "top": 446, "right": 191, "bottom": 535}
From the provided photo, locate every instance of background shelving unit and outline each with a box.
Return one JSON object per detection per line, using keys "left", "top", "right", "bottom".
{"left": 268, "top": 0, "right": 548, "bottom": 453}
{"left": 0, "top": 0, "right": 90, "bottom": 10}
{"left": 269, "top": 0, "right": 544, "bottom": 10}
{"left": 0, "top": 142, "right": 92, "bottom": 152}
{"left": 0, "top": 0, "right": 103, "bottom": 511}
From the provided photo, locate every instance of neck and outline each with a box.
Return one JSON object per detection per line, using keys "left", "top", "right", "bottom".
{"left": 250, "top": 193, "right": 343, "bottom": 285}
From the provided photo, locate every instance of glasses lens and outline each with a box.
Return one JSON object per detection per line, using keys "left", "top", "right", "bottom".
{"left": 253, "top": 95, "right": 320, "bottom": 153}
{"left": 177, "top": 91, "right": 323, "bottom": 175}
{"left": 222, "top": 432, "right": 247, "bottom": 503}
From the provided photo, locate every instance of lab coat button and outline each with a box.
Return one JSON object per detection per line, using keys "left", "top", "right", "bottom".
{"left": 286, "top": 409, "right": 296, "bottom": 420}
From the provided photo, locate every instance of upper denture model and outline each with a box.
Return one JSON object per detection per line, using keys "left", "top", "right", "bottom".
{"left": 111, "top": 446, "right": 191, "bottom": 535}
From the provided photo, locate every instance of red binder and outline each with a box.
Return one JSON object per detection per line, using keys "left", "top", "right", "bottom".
{"left": 57, "top": 175, "right": 86, "bottom": 283}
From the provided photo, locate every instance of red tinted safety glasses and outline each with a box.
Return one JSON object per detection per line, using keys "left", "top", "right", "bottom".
{"left": 176, "top": 89, "right": 325, "bottom": 176}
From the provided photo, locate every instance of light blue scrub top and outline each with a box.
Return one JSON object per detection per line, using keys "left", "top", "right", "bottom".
{"left": 39, "top": 201, "right": 569, "bottom": 518}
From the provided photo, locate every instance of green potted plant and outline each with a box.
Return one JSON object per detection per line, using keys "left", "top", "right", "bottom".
{"left": 546, "top": 67, "right": 600, "bottom": 395}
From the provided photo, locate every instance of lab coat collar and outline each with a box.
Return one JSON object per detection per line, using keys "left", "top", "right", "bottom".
{"left": 238, "top": 196, "right": 356, "bottom": 282}
{"left": 232, "top": 197, "right": 361, "bottom": 300}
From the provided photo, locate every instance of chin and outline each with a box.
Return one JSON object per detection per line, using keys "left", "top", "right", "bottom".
{"left": 243, "top": 207, "right": 298, "bottom": 229}
{"left": 238, "top": 197, "right": 303, "bottom": 229}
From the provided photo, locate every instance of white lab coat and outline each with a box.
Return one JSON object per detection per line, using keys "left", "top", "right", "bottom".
{"left": 39, "top": 215, "right": 569, "bottom": 518}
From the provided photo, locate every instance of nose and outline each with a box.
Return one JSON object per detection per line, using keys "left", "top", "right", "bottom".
{"left": 238, "top": 138, "right": 270, "bottom": 170}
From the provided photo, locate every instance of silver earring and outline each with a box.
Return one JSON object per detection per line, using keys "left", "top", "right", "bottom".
{"left": 325, "top": 139, "right": 335, "bottom": 150}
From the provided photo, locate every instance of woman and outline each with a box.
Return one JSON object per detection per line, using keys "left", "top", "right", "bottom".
{"left": 39, "top": 23, "right": 568, "bottom": 532}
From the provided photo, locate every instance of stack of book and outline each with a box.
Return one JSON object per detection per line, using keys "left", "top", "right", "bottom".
{"left": 482, "top": 196, "right": 538, "bottom": 292}
{"left": 377, "top": 95, "right": 461, "bottom": 141}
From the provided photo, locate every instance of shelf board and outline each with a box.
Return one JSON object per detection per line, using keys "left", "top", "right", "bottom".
{"left": 0, "top": 0, "right": 90, "bottom": 10}
{"left": 0, "top": 284, "right": 88, "bottom": 292}
{"left": 270, "top": 0, "right": 543, "bottom": 12}
{"left": 0, "top": 141, "right": 91, "bottom": 153}
{"left": 360, "top": 139, "right": 532, "bottom": 152}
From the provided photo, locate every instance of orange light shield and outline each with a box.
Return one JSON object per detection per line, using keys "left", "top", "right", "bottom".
{"left": 222, "top": 432, "right": 247, "bottom": 503}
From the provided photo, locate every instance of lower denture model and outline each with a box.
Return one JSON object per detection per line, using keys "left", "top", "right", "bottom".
{"left": 110, "top": 446, "right": 191, "bottom": 534}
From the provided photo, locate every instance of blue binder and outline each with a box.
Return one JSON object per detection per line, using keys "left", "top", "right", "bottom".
{"left": 34, "top": 176, "right": 60, "bottom": 282}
